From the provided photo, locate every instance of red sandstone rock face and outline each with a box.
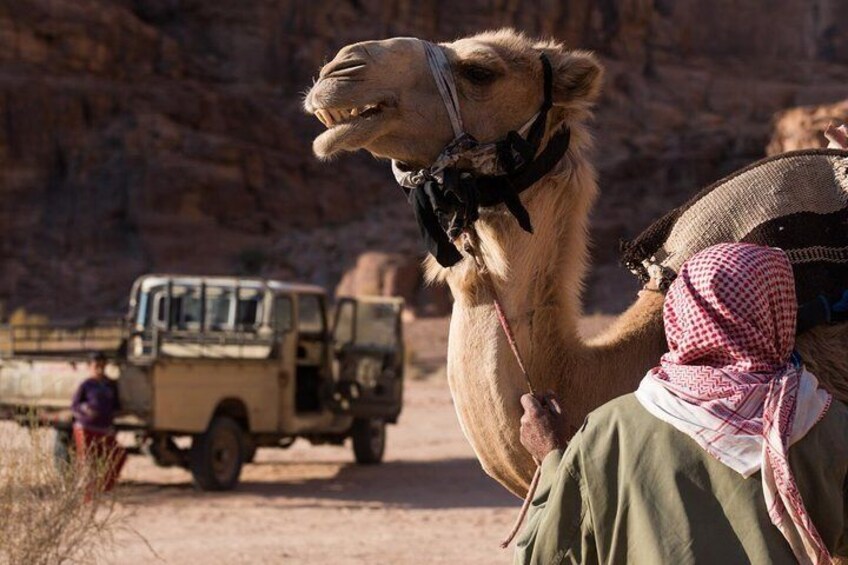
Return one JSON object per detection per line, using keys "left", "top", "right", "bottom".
{"left": 1, "top": 1, "right": 847, "bottom": 318}
{"left": 767, "top": 100, "right": 848, "bottom": 155}
{"left": 335, "top": 251, "right": 452, "bottom": 318}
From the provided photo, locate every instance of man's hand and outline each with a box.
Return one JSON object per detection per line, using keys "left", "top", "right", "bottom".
{"left": 519, "top": 392, "right": 568, "bottom": 462}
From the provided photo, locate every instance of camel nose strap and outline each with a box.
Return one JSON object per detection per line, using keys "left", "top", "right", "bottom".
{"left": 423, "top": 41, "right": 464, "bottom": 138}
{"left": 421, "top": 40, "right": 547, "bottom": 142}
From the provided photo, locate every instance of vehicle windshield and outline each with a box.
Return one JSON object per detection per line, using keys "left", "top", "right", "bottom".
{"left": 132, "top": 281, "right": 266, "bottom": 332}
{"left": 298, "top": 294, "right": 325, "bottom": 334}
{"left": 354, "top": 302, "right": 399, "bottom": 349}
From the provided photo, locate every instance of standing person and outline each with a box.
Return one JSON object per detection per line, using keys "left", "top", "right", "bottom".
{"left": 71, "top": 351, "right": 126, "bottom": 494}
{"left": 515, "top": 243, "right": 847, "bottom": 564}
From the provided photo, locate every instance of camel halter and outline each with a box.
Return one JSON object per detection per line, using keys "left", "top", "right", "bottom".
{"left": 392, "top": 40, "right": 571, "bottom": 267}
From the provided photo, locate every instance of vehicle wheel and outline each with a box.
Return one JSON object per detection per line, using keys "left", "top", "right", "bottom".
{"left": 53, "top": 427, "right": 74, "bottom": 472}
{"left": 351, "top": 418, "right": 385, "bottom": 465}
{"left": 189, "top": 416, "right": 245, "bottom": 491}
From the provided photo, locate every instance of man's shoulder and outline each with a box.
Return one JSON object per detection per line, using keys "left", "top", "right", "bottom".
{"left": 574, "top": 393, "right": 703, "bottom": 477}
{"left": 585, "top": 394, "right": 645, "bottom": 424}
{"left": 578, "top": 394, "right": 657, "bottom": 444}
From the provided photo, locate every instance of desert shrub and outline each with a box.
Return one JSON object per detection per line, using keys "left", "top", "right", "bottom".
{"left": 0, "top": 423, "right": 123, "bottom": 565}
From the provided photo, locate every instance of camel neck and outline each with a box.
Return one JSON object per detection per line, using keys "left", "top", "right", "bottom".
{"left": 445, "top": 140, "right": 666, "bottom": 440}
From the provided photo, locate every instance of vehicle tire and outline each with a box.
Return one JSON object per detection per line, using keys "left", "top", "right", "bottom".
{"left": 189, "top": 416, "right": 245, "bottom": 491}
{"left": 53, "top": 427, "right": 74, "bottom": 472}
{"left": 351, "top": 418, "right": 385, "bottom": 465}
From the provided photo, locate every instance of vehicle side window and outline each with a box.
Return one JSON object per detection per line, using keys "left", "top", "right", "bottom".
{"left": 273, "top": 297, "right": 293, "bottom": 332}
{"left": 298, "top": 295, "right": 325, "bottom": 334}
{"left": 131, "top": 287, "right": 166, "bottom": 329}
{"left": 171, "top": 286, "right": 202, "bottom": 331}
{"left": 135, "top": 291, "right": 149, "bottom": 328}
{"left": 205, "top": 286, "right": 234, "bottom": 331}
{"left": 153, "top": 290, "right": 167, "bottom": 327}
{"left": 236, "top": 289, "right": 263, "bottom": 330}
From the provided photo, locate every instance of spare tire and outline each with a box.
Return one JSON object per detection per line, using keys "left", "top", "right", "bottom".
{"left": 189, "top": 416, "right": 244, "bottom": 491}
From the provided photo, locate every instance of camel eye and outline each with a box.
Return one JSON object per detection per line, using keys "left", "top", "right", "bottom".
{"left": 462, "top": 65, "right": 498, "bottom": 85}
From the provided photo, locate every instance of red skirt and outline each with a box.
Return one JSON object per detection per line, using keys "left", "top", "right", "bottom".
{"left": 73, "top": 426, "right": 127, "bottom": 493}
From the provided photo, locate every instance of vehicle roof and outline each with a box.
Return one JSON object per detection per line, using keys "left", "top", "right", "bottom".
{"left": 133, "top": 274, "right": 326, "bottom": 295}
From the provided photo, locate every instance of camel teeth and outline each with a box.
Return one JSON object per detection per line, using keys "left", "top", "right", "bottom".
{"left": 315, "top": 104, "right": 380, "bottom": 129}
{"left": 315, "top": 109, "right": 334, "bottom": 127}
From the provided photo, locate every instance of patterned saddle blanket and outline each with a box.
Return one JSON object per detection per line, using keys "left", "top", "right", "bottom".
{"left": 621, "top": 149, "right": 848, "bottom": 332}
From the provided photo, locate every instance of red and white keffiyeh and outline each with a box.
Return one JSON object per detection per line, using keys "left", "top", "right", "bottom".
{"left": 634, "top": 243, "right": 833, "bottom": 564}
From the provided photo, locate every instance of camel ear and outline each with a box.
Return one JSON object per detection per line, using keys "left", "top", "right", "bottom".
{"left": 546, "top": 50, "right": 603, "bottom": 107}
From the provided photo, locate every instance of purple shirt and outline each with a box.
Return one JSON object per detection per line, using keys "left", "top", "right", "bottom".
{"left": 71, "top": 377, "right": 121, "bottom": 432}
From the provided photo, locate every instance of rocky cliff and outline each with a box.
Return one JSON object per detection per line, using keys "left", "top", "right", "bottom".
{"left": 768, "top": 99, "right": 848, "bottom": 154}
{"left": 2, "top": 0, "right": 847, "bottom": 319}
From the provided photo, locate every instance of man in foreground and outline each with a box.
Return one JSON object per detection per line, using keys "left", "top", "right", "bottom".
{"left": 515, "top": 243, "right": 847, "bottom": 564}
{"left": 71, "top": 351, "right": 126, "bottom": 494}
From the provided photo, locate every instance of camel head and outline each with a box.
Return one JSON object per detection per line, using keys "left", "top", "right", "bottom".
{"left": 304, "top": 29, "right": 603, "bottom": 166}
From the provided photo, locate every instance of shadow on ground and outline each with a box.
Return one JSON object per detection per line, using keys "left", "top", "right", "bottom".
{"left": 118, "top": 456, "right": 517, "bottom": 510}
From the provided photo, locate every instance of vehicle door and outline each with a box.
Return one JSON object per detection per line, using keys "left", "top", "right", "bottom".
{"left": 330, "top": 297, "right": 404, "bottom": 421}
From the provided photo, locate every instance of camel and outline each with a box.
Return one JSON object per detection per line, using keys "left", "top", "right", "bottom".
{"left": 303, "top": 29, "right": 848, "bottom": 497}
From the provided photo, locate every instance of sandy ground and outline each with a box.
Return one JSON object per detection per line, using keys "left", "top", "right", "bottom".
{"left": 113, "top": 375, "right": 516, "bottom": 564}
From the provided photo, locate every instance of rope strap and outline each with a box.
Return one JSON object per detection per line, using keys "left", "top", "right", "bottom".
{"left": 463, "top": 232, "right": 541, "bottom": 549}
{"left": 500, "top": 466, "right": 542, "bottom": 548}
{"left": 423, "top": 42, "right": 464, "bottom": 138}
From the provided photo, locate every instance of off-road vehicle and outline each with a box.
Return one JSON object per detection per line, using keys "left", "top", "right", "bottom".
{"left": 0, "top": 274, "right": 405, "bottom": 490}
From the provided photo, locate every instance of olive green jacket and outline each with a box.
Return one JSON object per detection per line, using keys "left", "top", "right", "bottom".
{"left": 515, "top": 394, "right": 848, "bottom": 565}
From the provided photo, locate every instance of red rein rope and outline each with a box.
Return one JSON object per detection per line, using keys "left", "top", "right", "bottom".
{"left": 500, "top": 464, "right": 542, "bottom": 548}
{"left": 492, "top": 296, "right": 541, "bottom": 549}
{"left": 462, "top": 232, "right": 541, "bottom": 549}
{"left": 492, "top": 297, "right": 536, "bottom": 396}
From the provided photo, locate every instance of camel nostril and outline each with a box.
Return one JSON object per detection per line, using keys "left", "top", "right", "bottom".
{"left": 320, "top": 59, "right": 368, "bottom": 79}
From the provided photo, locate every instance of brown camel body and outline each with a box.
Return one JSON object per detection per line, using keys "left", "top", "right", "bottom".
{"left": 304, "top": 29, "right": 848, "bottom": 497}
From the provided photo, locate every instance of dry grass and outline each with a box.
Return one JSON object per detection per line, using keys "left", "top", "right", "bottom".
{"left": 0, "top": 423, "right": 127, "bottom": 565}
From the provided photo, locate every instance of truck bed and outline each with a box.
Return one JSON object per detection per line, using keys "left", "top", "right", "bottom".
{"left": 0, "top": 322, "right": 124, "bottom": 358}
{"left": 0, "top": 321, "right": 127, "bottom": 421}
